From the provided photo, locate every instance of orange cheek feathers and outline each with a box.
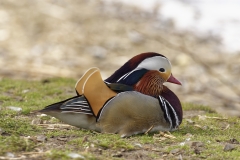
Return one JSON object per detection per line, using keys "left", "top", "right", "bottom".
{"left": 158, "top": 70, "right": 171, "bottom": 81}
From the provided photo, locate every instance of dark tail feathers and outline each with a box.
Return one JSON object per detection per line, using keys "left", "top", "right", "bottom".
{"left": 40, "top": 96, "right": 79, "bottom": 112}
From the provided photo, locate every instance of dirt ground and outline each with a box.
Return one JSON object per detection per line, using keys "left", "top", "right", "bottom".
{"left": 0, "top": 0, "right": 240, "bottom": 117}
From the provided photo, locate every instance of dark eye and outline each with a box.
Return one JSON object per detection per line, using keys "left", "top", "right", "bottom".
{"left": 159, "top": 68, "right": 165, "bottom": 72}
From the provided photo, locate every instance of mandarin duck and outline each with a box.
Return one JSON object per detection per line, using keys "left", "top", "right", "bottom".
{"left": 40, "top": 52, "right": 182, "bottom": 137}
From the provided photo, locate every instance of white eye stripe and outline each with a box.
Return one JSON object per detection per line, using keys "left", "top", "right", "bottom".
{"left": 117, "top": 56, "right": 172, "bottom": 83}
{"left": 136, "top": 56, "right": 171, "bottom": 71}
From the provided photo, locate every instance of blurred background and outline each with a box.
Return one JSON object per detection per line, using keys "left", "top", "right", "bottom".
{"left": 0, "top": 0, "right": 239, "bottom": 116}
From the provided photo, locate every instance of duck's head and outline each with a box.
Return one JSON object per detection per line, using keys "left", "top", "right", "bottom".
{"left": 105, "top": 52, "right": 181, "bottom": 86}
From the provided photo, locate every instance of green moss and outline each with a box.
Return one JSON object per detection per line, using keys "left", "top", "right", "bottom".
{"left": 46, "top": 150, "right": 71, "bottom": 160}
{"left": 47, "top": 150, "right": 96, "bottom": 160}
{"left": 0, "top": 115, "right": 41, "bottom": 136}
{"left": 137, "top": 134, "right": 155, "bottom": 144}
{"left": 69, "top": 133, "right": 135, "bottom": 150}
{"left": 0, "top": 136, "right": 36, "bottom": 155}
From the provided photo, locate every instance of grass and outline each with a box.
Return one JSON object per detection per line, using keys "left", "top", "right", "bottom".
{"left": 0, "top": 78, "right": 239, "bottom": 159}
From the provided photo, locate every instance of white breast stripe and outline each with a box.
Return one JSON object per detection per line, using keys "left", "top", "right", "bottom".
{"left": 165, "top": 100, "right": 180, "bottom": 128}
{"left": 159, "top": 96, "right": 172, "bottom": 129}
{"left": 162, "top": 98, "right": 173, "bottom": 129}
